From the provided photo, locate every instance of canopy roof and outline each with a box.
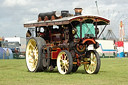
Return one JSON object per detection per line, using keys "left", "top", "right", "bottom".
{"left": 24, "top": 15, "right": 110, "bottom": 28}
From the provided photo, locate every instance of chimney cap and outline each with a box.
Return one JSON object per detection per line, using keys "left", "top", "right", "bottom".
{"left": 74, "top": 8, "right": 83, "bottom": 16}
{"left": 74, "top": 8, "right": 82, "bottom": 11}
{"left": 74, "top": 8, "right": 83, "bottom": 9}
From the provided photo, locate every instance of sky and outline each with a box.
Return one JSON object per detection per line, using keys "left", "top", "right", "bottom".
{"left": 0, "top": 0, "right": 128, "bottom": 39}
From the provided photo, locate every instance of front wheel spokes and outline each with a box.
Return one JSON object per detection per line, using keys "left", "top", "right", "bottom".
{"left": 64, "top": 54, "right": 67, "bottom": 60}
{"left": 85, "top": 64, "right": 90, "bottom": 71}
{"left": 61, "top": 54, "right": 69, "bottom": 72}
{"left": 90, "top": 63, "right": 96, "bottom": 72}
{"left": 61, "top": 65, "right": 65, "bottom": 71}
{"left": 63, "top": 65, "right": 68, "bottom": 72}
{"left": 64, "top": 67, "right": 68, "bottom": 72}
{"left": 91, "top": 53, "right": 97, "bottom": 65}
{"left": 65, "top": 63, "right": 69, "bottom": 70}
{"left": 84, "top": 58, "right": 91, "bottom": 62}
{"left": 90, "top": 53, "right": 94, "bottom": 60}
{"left": 89, "top": 53, "right": 96, "bottom": 69}
{"left": 91, "top": 60, "right": 96, "bottom": 66}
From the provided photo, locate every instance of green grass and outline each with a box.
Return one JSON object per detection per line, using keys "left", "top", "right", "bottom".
{"left": 0, "top": 58, "right": 128, "bottom": 85}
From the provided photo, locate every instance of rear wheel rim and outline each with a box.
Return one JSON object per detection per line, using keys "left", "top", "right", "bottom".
{"left": 57, "top": 52, "right": 69, "bottom": 74}
{"left": 26, "top": 39, "right": 38, "bottom": 72}
{"left": 84, "top": 52, "right": 97, "bottom": 74}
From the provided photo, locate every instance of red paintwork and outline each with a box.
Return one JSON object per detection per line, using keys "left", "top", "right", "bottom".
{"left": 51, "top": 48, "right": 61, "bottom": 59}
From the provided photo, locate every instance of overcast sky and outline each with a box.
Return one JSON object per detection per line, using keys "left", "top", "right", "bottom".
{"left": 0, "top": 0, "right": 128, "bottom": 39}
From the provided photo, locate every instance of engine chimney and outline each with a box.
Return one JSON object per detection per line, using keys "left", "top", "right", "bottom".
{"left": 74, "top": 8, "right": 82, "bottom": 16}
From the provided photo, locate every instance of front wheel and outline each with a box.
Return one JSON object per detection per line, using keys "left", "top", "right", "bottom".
{"left": 84, "top": 50, "right": 101, "bottom": 74}
{"left": 57, "top": 50, "right": 73, "bottom": 74}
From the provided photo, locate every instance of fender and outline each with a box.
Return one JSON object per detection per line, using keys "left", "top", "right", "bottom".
{"left": 82, "top": 39, "right": 96, "bottom": 45}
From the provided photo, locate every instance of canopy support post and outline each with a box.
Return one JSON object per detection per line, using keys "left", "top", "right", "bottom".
{"left": 80, "top": 22, "right": 82, "bottom": 39}
{"left": 95, "top": 19, "right": 98, "bottom": 38}
{"left": 98, "top": 25, "right": 107, "bottom": 38}
{"left": 35, "top": 27, "right": 37, "bottom": 37}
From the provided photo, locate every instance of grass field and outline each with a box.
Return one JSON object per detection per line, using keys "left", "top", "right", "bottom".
{"left": 0, "top": 58, "right": 128, "bottom": 85}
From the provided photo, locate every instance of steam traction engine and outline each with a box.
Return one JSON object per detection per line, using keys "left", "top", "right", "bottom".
{"left": 24, "top": 8, "right": 110, "bottom": 74}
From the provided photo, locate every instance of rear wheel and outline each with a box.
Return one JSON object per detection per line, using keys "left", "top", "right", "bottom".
{"left": 84, "top": 50, "right": 100, "bottom": 74}
{"left": 57, "top": 50, "right": 73, "bottom": 74}
{"left": 26, "top": 37, "right": 46, "bottom": 72}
